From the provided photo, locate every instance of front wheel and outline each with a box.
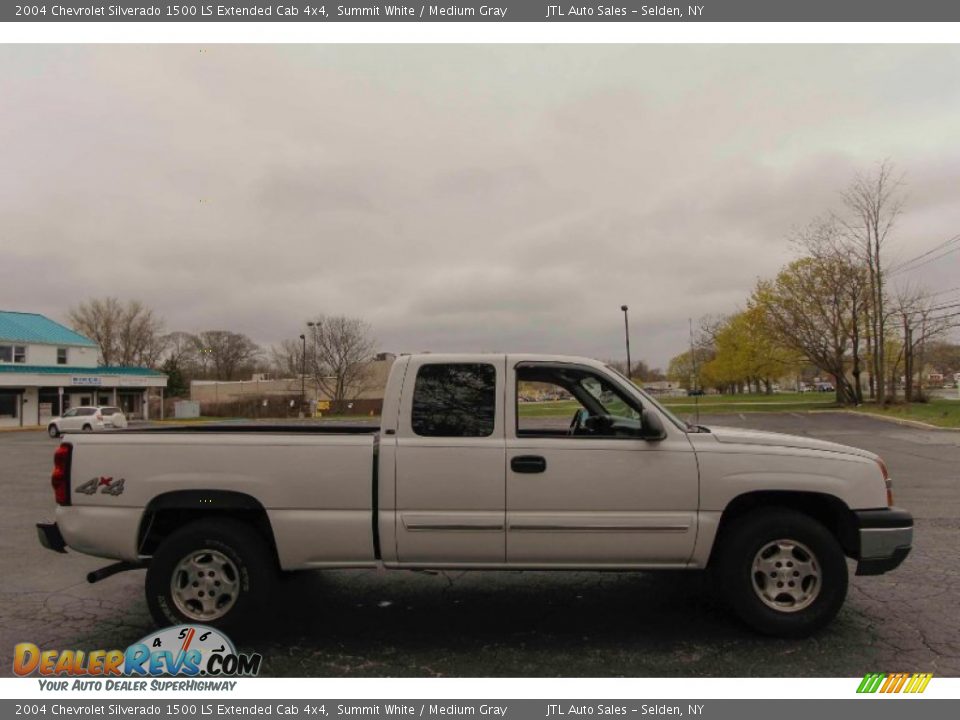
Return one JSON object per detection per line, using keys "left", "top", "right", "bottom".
{"left": 715, "top": 508, "right": 848, "bottom": 637}
{"left": 145, "top": 519, "right": 276, "bottom": 632}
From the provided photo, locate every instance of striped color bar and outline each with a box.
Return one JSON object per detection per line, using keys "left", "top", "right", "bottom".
{"left": 857, "top": 672, "right": 933, "bottom": 693}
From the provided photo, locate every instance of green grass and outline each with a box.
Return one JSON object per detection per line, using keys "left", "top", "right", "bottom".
{"left": 158, "top": 395, "right": 960, "bottom": 428}
{"left": 153, "top": 416, "right": 226, "bottom": 423}
{"left": 661, "top": 392, "right": 838, "bottom": 414}
{"left": 517, "top": 400, "right": 581, "bottom": 417}
{"left": 516, "top": 392, "right": 838, "bottom": 418}
{"left": 848, "top": 397, "right": 960, "bottom": 428}
{"left": 664, "top": 391, "right": 813, "bottom": 405}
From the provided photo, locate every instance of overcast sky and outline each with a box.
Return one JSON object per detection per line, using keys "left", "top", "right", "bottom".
{"left": 2, "top": 45, "right": 958, "bottom": 369}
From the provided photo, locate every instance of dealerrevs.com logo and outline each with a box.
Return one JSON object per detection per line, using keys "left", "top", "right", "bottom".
{"left": 13, "top": 624, "right": 262, "bottom": 686}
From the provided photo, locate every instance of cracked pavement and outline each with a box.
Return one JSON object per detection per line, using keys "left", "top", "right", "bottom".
{"left": 1, "top": 412, "right": 958, "bottom": 677}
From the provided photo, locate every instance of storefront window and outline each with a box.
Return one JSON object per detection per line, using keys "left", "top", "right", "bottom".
{"left": 0, "top": 394, "right": 19, "bottom": 419}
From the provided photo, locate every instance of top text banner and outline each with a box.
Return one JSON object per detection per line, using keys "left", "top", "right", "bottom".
{"left": 6, "top": 1, "right": 960, "bottom": 22}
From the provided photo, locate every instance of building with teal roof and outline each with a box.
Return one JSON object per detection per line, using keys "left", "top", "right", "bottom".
{"left": 0, "top": 311, "right": 167, "bottom": 428}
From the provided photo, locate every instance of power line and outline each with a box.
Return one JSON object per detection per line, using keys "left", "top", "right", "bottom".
{"left": 888, "top": 233, "right": 960, "bottom": 274}
{"left": 920, "top": 309, "right": 960, "bottom": 325}
{"left": 925, "top": 285, "right": 960, "bottom": 299}
{"left": 890, "top": 243, "right": 960, "bottom": 276}
{"left": 928, "top": 300, "right": 960, "bottom": 313}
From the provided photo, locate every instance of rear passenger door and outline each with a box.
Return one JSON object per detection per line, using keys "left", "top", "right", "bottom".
{"left": 394, "top": 357, "right": 507, "bottom": 564}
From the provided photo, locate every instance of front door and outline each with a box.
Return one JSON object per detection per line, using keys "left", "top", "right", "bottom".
{"left": 394, "top": 357, "right": 507, "bottom": 564}
{"left": 506, "top": 361, "right": 699, "bottom": 566}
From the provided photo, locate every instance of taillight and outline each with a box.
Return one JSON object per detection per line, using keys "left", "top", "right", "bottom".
{"left": 51, "top": 443, "right": 72, "bottom": 506}
{"left": 95, "top": 412, "right": 102, "bottom": 421}
{"left": 876, "top": 457, "right": 894, "bottom": 506}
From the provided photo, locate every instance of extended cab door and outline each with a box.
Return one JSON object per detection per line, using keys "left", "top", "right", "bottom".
{"left": 393, "top": 356, "right": 507, "bottom": 564}
{"left": 505, "top": 359, "right": 699, "bottom": 567}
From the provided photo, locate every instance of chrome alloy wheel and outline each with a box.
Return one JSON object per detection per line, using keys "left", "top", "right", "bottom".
{"left": 751, "top": 539, "right": 822, "bottom": 613}
{"left": 170, "top": 549, "right": 240, "bottom": 621}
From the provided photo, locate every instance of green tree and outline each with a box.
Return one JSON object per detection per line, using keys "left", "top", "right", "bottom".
{"left": 160, "top": 356, "right": 189, "bottom": 398}
{"left": 754, "top": 256, "right": 861, "bottom": 405}
{"left": 706, "top": 307, "right": 799, "bottom": 394}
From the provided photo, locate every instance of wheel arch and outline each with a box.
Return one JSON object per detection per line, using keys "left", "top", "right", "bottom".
{"left": 137, "top": 489, "right": 278, "bottom": 562}
{"left": 708, "top": 490, "right": 859, "bottom": 567}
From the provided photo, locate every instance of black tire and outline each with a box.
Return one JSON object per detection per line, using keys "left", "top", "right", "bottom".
{"left": 48, "top": 424, "right": 59, "bottom": 438}
{"left": 715, "top": 508, "right": 848, "bottom": 637}
{"left": 146, "top": 518, "right": 276, "bottom": 633}
{"left": 81, "top": 424, "right": 92, "bottom": 432}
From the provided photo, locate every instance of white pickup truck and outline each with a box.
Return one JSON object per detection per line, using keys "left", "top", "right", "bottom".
{"left": 37, "top": 354, "right": 913, "bottom": 637}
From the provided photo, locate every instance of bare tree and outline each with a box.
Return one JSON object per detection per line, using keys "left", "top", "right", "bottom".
{"left": 193, "top": 331, "right": 261, "bottom": 381}
{"left": 161, "top": 331, "right": 199, "bottom": 368}
{"left": 841, "top": 161, "right": 905, "bottom": 404}
{"left": 270, "top": 338, "right": 303, "bottom": 379}
{"left": 606, "top": 358, "right": 658, "bottom": 382}
{"left": 894, "top": 287, "right": 959, "bottom": 401}
{"left": 306, "top": 315, "right": 377, "bottom": 409}
{"left": 69, "top": 297, "right": 165, "bottom": 367}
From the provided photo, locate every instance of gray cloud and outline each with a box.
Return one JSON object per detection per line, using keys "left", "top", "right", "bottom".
{"left": 1, "top": 45, "right": 958, "bottom": 369}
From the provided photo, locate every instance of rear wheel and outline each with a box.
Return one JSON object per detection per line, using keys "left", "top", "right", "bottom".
{"left": 716, "top": 508, "right": 848, "bottom": 637}
{"left": 81, "top": 424, "right": 92, "bottom": 432}
{"left": 146, "top": 519, "right": 276, "bottom": 632}
{"left": 47, "top": 424, "right": 59, "bottom": 438}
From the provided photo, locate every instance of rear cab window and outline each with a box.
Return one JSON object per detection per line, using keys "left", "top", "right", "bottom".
{"left": 411, "top": 363, "right": 497, "bottom": 437}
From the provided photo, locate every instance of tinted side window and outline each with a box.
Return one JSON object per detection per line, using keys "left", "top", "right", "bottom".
{"left": 411, "top": 363, "right": 496, "bottom": 437}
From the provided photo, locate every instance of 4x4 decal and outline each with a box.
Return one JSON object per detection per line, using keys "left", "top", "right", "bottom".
{"left": 75, "top": 477, "right": 125, "bottom": 496}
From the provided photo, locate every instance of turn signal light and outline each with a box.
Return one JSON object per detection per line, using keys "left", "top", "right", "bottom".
{"left": 51, "top": 443, "right": 72, "bottom": 506}
{"left": 876, "top": 457, "right": 893, "bottom": 506}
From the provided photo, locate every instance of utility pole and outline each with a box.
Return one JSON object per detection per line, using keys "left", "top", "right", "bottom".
{"left": 299, "top": 333, "right": 306, "bottom": 418}
{"left": 902, "top": 314, "right": 913, "bottom": 403}
{"left": 620, "top": 305, "right": 632, "bottom": 382}
{"left": 689, "top": 317, "right": 700, "bottom": 425}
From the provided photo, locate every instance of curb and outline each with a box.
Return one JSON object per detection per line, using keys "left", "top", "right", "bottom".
{"left": 813, "top": 409, "right": 960, "bottom": 432}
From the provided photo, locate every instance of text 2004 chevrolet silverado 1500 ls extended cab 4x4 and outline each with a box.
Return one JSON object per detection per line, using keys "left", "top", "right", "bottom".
{"left": 37, "top": 354, "right": 913, "bottom": 637}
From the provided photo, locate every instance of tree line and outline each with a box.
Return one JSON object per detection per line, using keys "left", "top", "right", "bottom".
{"left": 67, "top": 298, "right": 376, "bottom": 403}
{"left": 667, "top": 161, "right": 960, "bottom": 404}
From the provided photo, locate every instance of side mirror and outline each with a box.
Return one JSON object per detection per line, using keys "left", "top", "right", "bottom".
{"left": 640, "top": 409, "right": 667, "bottom": 441}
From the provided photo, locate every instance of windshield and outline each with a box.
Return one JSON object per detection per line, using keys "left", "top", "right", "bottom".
{"left": 603, "top": 364, "right": 690, "bottom": 431}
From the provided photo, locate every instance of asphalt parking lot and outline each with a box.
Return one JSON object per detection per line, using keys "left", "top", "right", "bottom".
{"left": 1, "top": 412, "right": 958, "bottom": 677}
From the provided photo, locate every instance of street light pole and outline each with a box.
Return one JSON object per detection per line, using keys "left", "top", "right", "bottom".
{"left": 306, "top": 321, "right": 317, "bottom": 414}
{"left": 299, "top": 334, "right": 306, "bottom": 418}
{"left": 620, "top": 305, "right": 632, "bottom": 382}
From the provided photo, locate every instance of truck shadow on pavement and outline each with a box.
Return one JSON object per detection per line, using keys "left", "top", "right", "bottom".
{"left": 241, "top": 568, "right": 822, "bottom": 676}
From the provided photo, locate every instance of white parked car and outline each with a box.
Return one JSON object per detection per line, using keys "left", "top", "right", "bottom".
{"left": 47, "top": 406, "right": 127, "bottom": 437}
